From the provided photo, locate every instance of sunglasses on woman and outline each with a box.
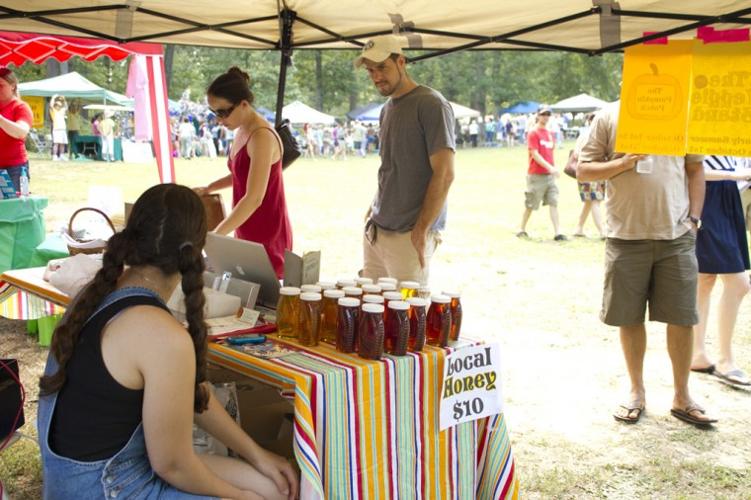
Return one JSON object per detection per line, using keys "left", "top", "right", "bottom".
{"left": 210, "top": 102, "right": 238, "bottom": 119}
{"left": 0, "top": 67, "right": 12, "bottom": 77}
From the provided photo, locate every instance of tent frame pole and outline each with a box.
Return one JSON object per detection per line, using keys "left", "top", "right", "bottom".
{"left": 275, "top": 8, "right": 296, "bottom": 127}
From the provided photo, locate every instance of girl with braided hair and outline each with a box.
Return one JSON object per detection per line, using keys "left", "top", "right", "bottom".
{"left": 38, "top": 184, "right": 297, "bottom": 500}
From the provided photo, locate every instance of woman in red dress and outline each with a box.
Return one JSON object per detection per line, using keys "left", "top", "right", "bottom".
{"left": 196, "top": 67, "right": 292, "bottom": 278}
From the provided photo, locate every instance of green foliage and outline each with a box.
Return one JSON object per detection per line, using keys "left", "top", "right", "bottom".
{"left": 10, "top": 47, "right": 623, "bottom": 116}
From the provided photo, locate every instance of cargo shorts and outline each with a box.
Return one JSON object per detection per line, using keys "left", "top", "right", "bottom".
{"left": 601, "top": 231, "right": 698, "bottom": 327}
{"left": 524, "top": 174, "right": 558, "bottom": 210}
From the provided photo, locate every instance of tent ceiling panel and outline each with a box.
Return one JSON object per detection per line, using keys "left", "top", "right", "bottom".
{"left": 0, "top": 1, "right": 749, "bottom": 55}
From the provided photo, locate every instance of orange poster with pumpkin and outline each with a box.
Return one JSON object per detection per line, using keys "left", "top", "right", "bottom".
{"left": 615, "top": 41, "right": 694, "bottom": 156}
{"left": 687, "top": 41, "right": 751, "bottom": 156}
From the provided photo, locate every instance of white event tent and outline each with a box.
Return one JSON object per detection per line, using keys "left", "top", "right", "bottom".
{"left": 281, "top": 101, "right": 337, "bottom": 125}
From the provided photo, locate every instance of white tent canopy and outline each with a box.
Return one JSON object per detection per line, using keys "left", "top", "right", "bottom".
{"left": 0, "top": 2, "right": 748, "bottom": 54}
{"left": 282, "top": 101, "right": 337, "bottom": 125}
{"left": 18, "top": 71, "right": 132, "bottom": 105}
{"left": 450, "top": 102, "right": 481, "bottom": 120}
{"left": 551, "top": 93, "right": 609, "bottom": 113}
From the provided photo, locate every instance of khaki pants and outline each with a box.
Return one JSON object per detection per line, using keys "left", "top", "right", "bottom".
{"left": 362, "top": 225, "right": 440, "bottom": 286}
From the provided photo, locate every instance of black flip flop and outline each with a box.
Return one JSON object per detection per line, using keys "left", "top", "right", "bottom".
{"left": 670, "top": 405, "right": 717, "bottom": 427}
{"left": 613, "top": 404, "right": 645, "bottom": 424}
{"left": 690, "top": 365, "right": 715, "bottom": 374}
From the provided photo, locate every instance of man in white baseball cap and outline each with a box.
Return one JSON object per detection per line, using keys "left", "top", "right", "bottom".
{"left": 353, "top": 36, "right": 404, "bottom": 69}
{"left": 354, "top": 36, "right": 456, "bottom": 285}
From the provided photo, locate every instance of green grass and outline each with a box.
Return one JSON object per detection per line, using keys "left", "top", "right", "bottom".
{"left": 4, "top": 144, "right": 750, "bottom": 498}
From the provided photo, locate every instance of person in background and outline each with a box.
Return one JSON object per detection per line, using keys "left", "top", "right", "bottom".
{"left": 468, "top": 119, "right": 479, "bottom": 147}
{"left": 573, "top": 113, "right": 606, "bottom": 238}
{"left": 691, "top": 155, "right": 751, "bottom": 388}
{"left": 178, "top": 117, "right": 195, "bottom": 160}
{"left": 38, "top": 184, "right": 297, "bottom": 500}
{"left": 99, "top": 111, "right": 116, "bottom": 162}
{"left": 50, "top": 94, "right": 69, "bottom": 161}
{"left": 196, "top": 67, "right": 292, "bottom": 279}
{"left": 91, "top": 113, "right": 103, "bottom": 136}
{"left": 66, "top": 101, "right": 81, "bottom": 160}
{"left": 517, "top": 107, "right": 566, "bottom": 241}
{"left": 0, "top": 66, "right": 33, "bottom": 192}
{"left": 355, "top": 36, "right": 455, "bottom": 285}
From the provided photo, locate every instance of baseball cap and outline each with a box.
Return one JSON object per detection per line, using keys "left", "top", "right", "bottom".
{"left": 537, "top": 106, "right": 552, "bottom": 115}
{"left": 353, "top": 36, "right": 403, "bottom": 68}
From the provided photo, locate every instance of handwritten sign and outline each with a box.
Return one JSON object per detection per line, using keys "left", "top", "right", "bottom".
{"left": 687, "top": 41, "right": 751, "bottom": 156}
{"left": 439, "top": 343, "right": 503, "bottom": 431}
{"left": 615, "top": 41, "right": 693, "bottom": 156}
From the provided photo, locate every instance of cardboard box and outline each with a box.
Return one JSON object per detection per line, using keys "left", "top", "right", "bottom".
{"left": 206, "top": 363, "right": 295, "bottom": 460}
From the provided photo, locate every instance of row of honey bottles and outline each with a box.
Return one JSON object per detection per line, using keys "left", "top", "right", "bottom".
{"left": 275, "top": 278, "right": 462, "bottom": 360}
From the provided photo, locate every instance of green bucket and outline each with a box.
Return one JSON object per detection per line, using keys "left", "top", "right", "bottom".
{"left": 26, "top": 319, "right": 38, "bottom": 334}
{"left": 38, "top": 314, "right": 63, "bottom": 347}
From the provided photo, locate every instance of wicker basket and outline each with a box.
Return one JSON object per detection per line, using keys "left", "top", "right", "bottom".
{"left": 65, "top": 207, "right": 116, "bottom": 256}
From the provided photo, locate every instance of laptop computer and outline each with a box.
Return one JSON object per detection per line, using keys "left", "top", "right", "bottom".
{"left": 203, "top": 233, "right": 280, "bottom": 308}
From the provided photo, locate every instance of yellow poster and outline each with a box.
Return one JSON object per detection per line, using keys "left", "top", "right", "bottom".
{"left": 615, "top": 41, "right": 693, "bottom": 156}
{"left": 687, "top": 42, "right": 751, "bottom": 156}
{"left": 20, "top": 96, "right": 45, "bottom": 129}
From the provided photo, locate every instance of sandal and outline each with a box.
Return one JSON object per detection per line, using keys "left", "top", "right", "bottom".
{"left": 670, "top": 404, "right": 717, "bottom": 427}
{"left": 613, "top": 403, "right": 645, "bottom": 424}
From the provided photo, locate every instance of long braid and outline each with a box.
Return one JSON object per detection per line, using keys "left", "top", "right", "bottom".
{"left": 39, "top": 231, "right": 129, "bottom": 395}
{"left": 178, "top": 243, "right": 209, "bottom": 412}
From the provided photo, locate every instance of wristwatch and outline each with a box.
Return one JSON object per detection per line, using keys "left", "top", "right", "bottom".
{"left": 688, "top": 215, "right": 702, "bottom": 230}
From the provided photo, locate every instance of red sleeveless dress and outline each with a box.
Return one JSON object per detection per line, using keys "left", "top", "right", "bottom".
{"left": 228, "top": 128, "right": 292, "bottom": 278}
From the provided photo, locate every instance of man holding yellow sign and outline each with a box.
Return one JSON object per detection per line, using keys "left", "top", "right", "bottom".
{"left": 578, "top": 103, "right": 717, "bottom": 428}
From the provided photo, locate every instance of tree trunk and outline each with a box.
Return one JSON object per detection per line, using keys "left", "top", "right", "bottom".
{"left": 164, "top": 44, "right": 175, "bottom": 90}
{"left": 314, "top": 51, "right": 323, "bottom": 110}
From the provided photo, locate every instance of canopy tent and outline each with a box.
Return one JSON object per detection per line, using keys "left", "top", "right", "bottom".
{"left": 349, "top": 101, "right": 480, "bottom": 122}
{"left": 18, "top": 71, "right": 132, "bottom": 106}
{"left": 451, "top": 102, "right": 482, "bottom": 120}
{"left": 281, "top": 100, "right": 337, "bottom": 125}
{"left": 82, "top": 104, "right": 133, "bottom": 112}
{"left": 0, "top": 31, "right": 173, "bottom": 183}
{"left": 501, "top": 101, "right": 540, "bottom": 114}
{"left": 1, "top": 1, "right": 749, "bottom": 123}
{"left": 347, "top": 102, "right": 382, "bottom": 121}
{"left": 551, "top": 93, "right": 609, "bottom": 113}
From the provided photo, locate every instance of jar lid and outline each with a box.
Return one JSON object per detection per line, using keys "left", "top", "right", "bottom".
{"left": 338, "top": 297, "right": 360, "bottom": 307}
{"left": 362, "top": 284, "right": 382, "bottom": 294}
{"left": 431, "top": 294, "right": 451, "bottom": 304}
{"left": 301, "top": 284, "right": 322, "bottom": 293}
{"left": 383, "top": 291, "right": 403, "bottom": 301}
{"left": 379, "top": 283, "right": 397, "bottom": 292}
{"left": 388, "top": 300, "right": 409, "bottom": 311}
{"left": 377, "top": 277, "right": 398, "bottom": 285}
{"left": 362, "top": 303, "right": 385, "bottom": 314}
{"left": 280, "top": 286, "right": 301, "bottom": 296}
{"left": 324, "top": 289, "right": 345, "bottom": 299}
{"left": 343, "top": 286, "right": 363, "bottom": 296}
{"left": 317, "top": 281, "right": 336, "bottom": 290}
{"left": 355, "top": 277, "right": 374, "bottom": 286}
{"left": 400, "top": 280, "right": 420, "bottom": 289}
{"left": 363, "top": 294, "right": 384, "bottom": 304}
{"left": 442, "top": 290, "right": 461, "bottom": 298}
{"left": 300, "top": 292, "right": 322, "bottom": 301}
{"left": 337, "top": 279, "right": 356, "bottom": 287}
{"left": 406, "top": 297, "right": 428, "bottom": 307}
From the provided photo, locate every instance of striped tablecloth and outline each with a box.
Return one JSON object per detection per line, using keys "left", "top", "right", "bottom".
{"left": 209, "top": 340, "right": 519, "bottom": 499}
{"left": 0, "top": 268, "right": 519, "bottom": 498}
